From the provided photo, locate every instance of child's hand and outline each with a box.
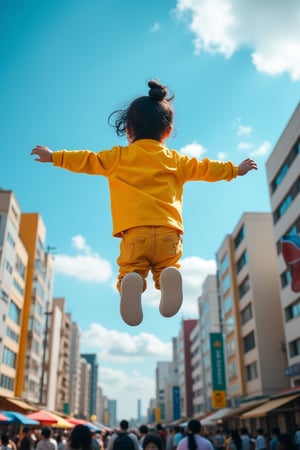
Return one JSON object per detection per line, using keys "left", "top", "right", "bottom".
{"left": 31, "top": 145, "right": 53, "bottom": 163}
{"left": 238, "top": 158, "right": 258, "bottom": 176}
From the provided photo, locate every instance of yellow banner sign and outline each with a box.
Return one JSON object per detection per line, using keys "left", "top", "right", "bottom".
{"left": 212, "top": 390, "right": 227, "bottom": 408}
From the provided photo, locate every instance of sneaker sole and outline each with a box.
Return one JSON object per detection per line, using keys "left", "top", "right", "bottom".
{"left": 159, "top": 267, "right": 183, "bottom": 317}
{"left": 120, "top": 273, "right": 144, "bottom": 326}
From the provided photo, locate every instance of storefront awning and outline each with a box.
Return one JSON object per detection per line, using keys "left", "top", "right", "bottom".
{"left": 221, "top": 399, "right": 267, "bottom": 419}
{"left": 200, "top": 408, "right": 232, "bottom": 426}
{"left": 0, "top": 397, "right": 36, "bottom": 413}
{"left": 242, "top": 393, "right": 300, "bottom": 419}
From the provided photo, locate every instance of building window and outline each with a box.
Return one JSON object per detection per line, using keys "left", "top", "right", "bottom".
{"left": 223, "top": 295, "right": 232, "bottom": 314}
{"left": 238, "top": 276, "right": 250, "bottom": 299}
{"left": 228, "top": 361, "right": 238, "bottom": 379}
{"left": 273, "top": 177, "right": 300, "bottom": 224}
{"left": 289, "top": 337, "right": 300, "bottom": 358}
{"left": 8, "top": 300, "right": 21, "bottom": 325}
{"left": 16, "top": 255, "right": 26, "bottom": 279}
{"left": 245, "top": 361, "right": 258, "bottom": 381}
{"left": 6, "top": 326, "right": 19, "bottom": 343}
{"left": 236, "top": 250, "right": 248, "bottom": 273}
{"left": 0, "top": 374, "right": 14, "bottom": 391}
{"left": 226, "top": 339, "right": 236, "bottom": 357}
{"left": 285, "top": 299, "right": 300, "bottom": 321}
{"left": 281, "top": 269, "right": 291, "bottom": 288}
{"left": 220, "top": 254, "right": 229, "bottom": 274}
{"left": 271, "top": 139, "right": 300, "bottom": 193}
{"left": 2, "top": 347, "right": 16, "bottom": 368}
{"left": 234, "top": 225, "right": 245, "bottom": 249}
{"left": 7, "top": 232, "right": 16, "bottom": 248}
{"left": 222, "top": 274, "right": 231, "bottom": 293}
{"left": 241, "top": 303, "right": 253, "bottom": 325}
{"left": 243, "top": 331, "right": 255, "bottom": 353}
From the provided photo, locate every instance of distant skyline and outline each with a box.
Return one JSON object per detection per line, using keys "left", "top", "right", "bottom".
{"left": 1, "top": 0, "right": 300, "bottom": 419}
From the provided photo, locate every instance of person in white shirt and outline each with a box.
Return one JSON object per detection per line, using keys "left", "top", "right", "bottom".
{"left": 177, "top": 420, "right": 213, "bottom": 450}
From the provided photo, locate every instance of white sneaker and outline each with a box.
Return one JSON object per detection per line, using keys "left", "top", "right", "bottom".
{"left": 120, "top": 272, "right": 144, "bottom": 326}
{"left": 159, "top": 267, "right": 183, "bottom": 317}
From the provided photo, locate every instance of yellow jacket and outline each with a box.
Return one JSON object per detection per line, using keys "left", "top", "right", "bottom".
{"left": 52, "top": 139, "right": 238, "bottom": 237}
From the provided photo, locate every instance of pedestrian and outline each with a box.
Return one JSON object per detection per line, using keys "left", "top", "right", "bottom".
{"left": 138, "top": 425, "right": 149, "bottom": 448}
{"left": 177, "top": 419, "right": 213, "bottom": 450}
{"left": 31, "top": 79, "right": 257, "bottom": 326}
{"left": 254, "top": 429, "right": 266, "bottom": 450}
{"left": 36, "top": 427, "right": 57, "bottom": 450}
{"left": 269, "top": 427, "right": 280, "bottom": 450}
{"left": 107, "top": 420, "right": 139, "bottom": 450}
{"left": 239, "top": 428, "right": 251, "bottom": 450}
{"left": 64, "top": 425, "right": 93, "bottom": 450}
{"left": 143, "top": 434, "right": 164, "bottom": 450}
{"left": 20, "top": 428, "right": 33, "bottom": 450}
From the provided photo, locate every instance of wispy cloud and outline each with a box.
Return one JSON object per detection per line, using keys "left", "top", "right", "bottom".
{"left": 80, "top": 324, "right": 171, "bottom": 418}
{"left": 179, "top": 141, "right": 207, "bottom": 158}
{"left": 81, "top": 324, "right": 172, "bottom": 362}
{"left": 175, "top": 0, "right": 300, "bottom": 80}
{"left": 250, "top": 140, "right": 271, "bottom": 157}
{"left": 237, "top": 125, "right": 252, "bottom": 136}
{"left": 54, "top": 235, "right": 113, "bottom": 283}
{"left": 150, "top": 22, "right": 162, "bottom": 32}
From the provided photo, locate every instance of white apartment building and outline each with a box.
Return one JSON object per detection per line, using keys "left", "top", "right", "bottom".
{"left": 266, "top": 101, "right": 300, "bottom": 387}
{"left": 191, "top": 275, "right": 221, "bottom": 415}
{"left": 0, "top": 190, "right": 28, "bottom": 396}
{"left": 69, "top": 322, "right": 81, "bottom": 416}
{"left": 216, "top": 212, "right": 289, "bottom": 405}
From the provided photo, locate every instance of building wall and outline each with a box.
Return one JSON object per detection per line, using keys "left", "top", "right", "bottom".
{"left": 0, "top": 190, "right": 28, "bottom": 397}
{"left": 266, "top": 101, "right": 300, "bottom": 386}
{"left": 17, "top": 212, "right": 54, "bottom": 402}
{"left": 216, "top": 212, "right": 289, "bottom": 404}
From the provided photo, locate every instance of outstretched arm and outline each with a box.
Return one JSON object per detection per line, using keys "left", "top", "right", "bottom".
{"left": 238, "top": 158, "right": 257, "bottom": 176}
{"left": 31, "top": 145, "right": 53, "bottom": 163}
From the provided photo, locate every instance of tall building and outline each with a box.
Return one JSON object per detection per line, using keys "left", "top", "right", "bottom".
{"left": 191, "top": 274, "right": 220, "bottom": 415}
{"left": 51, "top": 298, "right": 71, "bottom": 413}
{"left": 0, "top": 190, "right": 28, "bottom": 397}
{"left": 69, "top": 322, "right": 81, "bottom": 416}
{"left": 79, "top": 357, "right": 91, "bottom": 419}
{"left": 16, "top": 212, "right": 55, "bottom": 403}
{"left": 266, "top": 101, "right": 300, "bottom": 386}
{"left": 81, "top": 353, "right": 98, "bottom": 419}
{"left": 178, "top": 319, "right": 197, "bottom": 418}
{"left": 216, "top": 212, "right": 289, "bottom": 405}
{"left": 107, "top": 399, "right": 117, "bottom": 427}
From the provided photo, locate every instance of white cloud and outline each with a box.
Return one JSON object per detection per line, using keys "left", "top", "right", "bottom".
{"left": 72, "top": 234, "right": 90, "bottom": 252}
{"left": 237, "top": 125, "right": 252, "bottom": 136}
{"left": 54, "top": 235, "right": 113, "bottom": 282}
{"left": 99, "top": 366, "right": 155, "bottom": 420}
{"left": 150, "top": 22, "right": 162, "bottom": 32}
{"left": 238, "top": 142, "right": 253, "bottom": 150}
{"left": 175, "top": 0, "right": 300, "bottom": 80}
{"left": 81, "top": 325, "right": 172, "bottom": 418}
{"left": 179, "top": 141, "right": 207, "bottom": 158}
{"left": 217, "top": 151, "right": 227, "bottom": 161}
{"left": 250, "top": 140, "right": 271, "bottom": 157}
{"left": 81, "top": 323, "right": 172, "bottom": 362}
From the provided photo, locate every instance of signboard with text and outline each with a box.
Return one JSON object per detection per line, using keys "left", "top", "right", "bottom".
{"left": 210, "top": 332, "right": 227, "bottom": 408}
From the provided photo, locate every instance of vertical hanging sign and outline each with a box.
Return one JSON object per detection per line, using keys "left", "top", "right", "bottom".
{"left": 210, "top": 332, "right": 227, "bottom": 408}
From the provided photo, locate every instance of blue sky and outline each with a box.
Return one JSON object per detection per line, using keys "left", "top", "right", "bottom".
{"left": 1, "top": 0, "right": 300, "bottom": 420}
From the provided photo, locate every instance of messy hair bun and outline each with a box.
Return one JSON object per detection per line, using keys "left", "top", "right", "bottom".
{"left": 148, "top": 80, "right": 168, "bottom": 101}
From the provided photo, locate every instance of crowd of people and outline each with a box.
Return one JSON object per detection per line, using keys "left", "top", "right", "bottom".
{"left": 1, "top": 420, "right": 300, "bottom": 450}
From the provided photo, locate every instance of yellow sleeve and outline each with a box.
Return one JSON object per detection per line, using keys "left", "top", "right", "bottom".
{"left": 180, "top": 156, "right": 238, "bottom": 182}
{"left": 52, "top": 148, "right": 120, "bottom": 175}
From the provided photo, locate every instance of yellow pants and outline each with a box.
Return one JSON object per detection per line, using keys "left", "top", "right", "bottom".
{"left": 116, "top": 226, "right": 183, "bottom": 291}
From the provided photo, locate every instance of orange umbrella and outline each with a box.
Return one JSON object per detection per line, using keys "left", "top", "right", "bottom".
{"left": 67, "top": 417, "right": 88, "bottom": 426}
{"left": 27, "top": 410, "right": 58, "bottom": 426}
